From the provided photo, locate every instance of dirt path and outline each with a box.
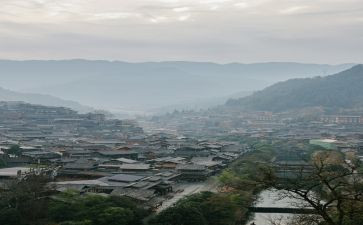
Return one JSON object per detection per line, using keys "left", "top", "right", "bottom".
{"left": 156, "top": 177, "right": 219, "bottom": 213}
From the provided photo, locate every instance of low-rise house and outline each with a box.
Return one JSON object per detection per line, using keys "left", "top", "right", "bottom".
{"left": 1, "top": 155, "right": 32, "bottom": 167}
{"left": 62, "top": 158, "right": 99, "bottom": 172}
{"left": 54, "top": 179, "right": 110, "bottom": 192}
{"left": 119, "top": 164, "right": 151, "bottom": 173}
{"left": 96, "top": 150, "right": 138, "bottom": 160}
{"left": 62, "top": 149, "right": 94, "bottom": 158}
{"left": 22, "top": 151, "right": 61, "bottom": 163}
{"left": 111, "top": 188, "right": 156, "bottom": 203}
{"left": 176, "top": 164, "right": 211, "bottom": 181}
{"left": 150, "top": 156, "right": 186, "bottom": 169}
{"left": 104, "top": 173, "right": 145, "bottom": 184}
{"left": 191, "top": 157, "right": 223, "bottom": 172}
{"left": 103, "top": 157, "right": 138, "bottom": 165}
{"left": 0, "top": 167, "right": 31, "bottom": 189}
{"left": 49, "top": 158, "right": 77, "bottom": 166}
{"left": 175, "top": 146, "right": 210, "bottom": 157}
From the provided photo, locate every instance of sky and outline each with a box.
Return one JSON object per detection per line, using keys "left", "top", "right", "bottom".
{"left": 0, "top": 0, "right": 362, "bottom": 64}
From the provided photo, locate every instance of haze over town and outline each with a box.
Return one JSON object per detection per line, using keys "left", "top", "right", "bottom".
{"left": 0, "top": 1, "right": 363, "bottom": 225}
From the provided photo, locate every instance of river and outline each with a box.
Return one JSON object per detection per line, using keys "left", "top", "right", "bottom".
{"left": 248, "top": 189, "right": 307, "bottom": 225}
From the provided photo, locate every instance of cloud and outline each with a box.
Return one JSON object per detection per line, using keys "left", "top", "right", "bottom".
{"left": 173, "top": 7, "right": 190, "bottom": 12}
{"left": 0, "top": 0, "right": 362, "bottom": 63}
{"left": 87, "top": 12, "right": 141, "bottom": 21}
{"left": 279, "top": 6, "right": 309, "bottom": 15}
{"left": 149, "top": 16, "right": 169, "bottom": 23}
{"left": 178, "top": 14, "right": 191, "bottom": 21}
{"left": 234, "top": 2, "right": 249, "bottom": 9}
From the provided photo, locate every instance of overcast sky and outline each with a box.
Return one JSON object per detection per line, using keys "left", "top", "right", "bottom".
{"left": 0, "top": 0, "right": 362, "bottom": 64}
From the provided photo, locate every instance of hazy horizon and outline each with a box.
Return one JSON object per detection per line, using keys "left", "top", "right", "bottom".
{"left": 0, "top": 60, "right": 355, "bottom": 115}
{"left": 1, "top": 0, "right": 362, "bottom": 115}
{"left": 0, "top": 58, "right": 359, "bottom": 66}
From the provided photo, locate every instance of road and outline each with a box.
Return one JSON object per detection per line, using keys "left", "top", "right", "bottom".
{"left": 156, "top": 177, "right": 219, "bottom": 213}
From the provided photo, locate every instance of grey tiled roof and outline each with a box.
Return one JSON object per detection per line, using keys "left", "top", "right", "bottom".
{"left": 108, "top": 174, "right": 145, "bottom": 182}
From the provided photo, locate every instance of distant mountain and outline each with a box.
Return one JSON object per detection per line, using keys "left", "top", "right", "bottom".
{"left": 0, "top": 87, "right": 92, "bottom": 112}
{"left": 0, "top": 60, "right": 354, "bottom": 113}
{"left": 226, "top": 65, "right": 363, "bottom": 112}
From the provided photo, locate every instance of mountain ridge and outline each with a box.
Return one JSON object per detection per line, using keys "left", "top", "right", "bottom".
{"left": 0, "top": 60, "right": 355, "bottom": 113}
{"left": 226, "top": 64, "right": 363, "bottom": 112}
{"left": 0, "top": 86, "right": 92, "bottom": 112}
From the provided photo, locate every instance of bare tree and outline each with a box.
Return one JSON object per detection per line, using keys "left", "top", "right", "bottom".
{"left": 259, "top": 151, "right": 363, "bottom": 225}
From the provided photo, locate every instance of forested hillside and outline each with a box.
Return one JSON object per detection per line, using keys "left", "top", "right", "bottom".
{"left": 226, "top": 65, "right": 363, "bottom": 112}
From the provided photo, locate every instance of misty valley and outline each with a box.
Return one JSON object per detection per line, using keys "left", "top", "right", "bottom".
{"left": 1, "top": 0, "right": 363, "bottom": 225}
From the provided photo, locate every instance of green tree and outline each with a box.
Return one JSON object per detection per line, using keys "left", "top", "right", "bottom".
{"left": 150, "top": 192, "right": 244, "bottom": 225}
{"left": 0, "top": 174, "right": 51, "bottom": 225}
{"left": 7, "top": 144, "right": 22, "bottom": 156}
{"left": 0, "top": 158, "right": 7, "bottom": 168}
{"left": 48, "top": 193, "right": 149, "bottom": 225}
{"left": 150, "top": 202, "right": 207, "bottom": 225}
{"left": 97, "top": 207, "right": 133, "bottom": 225}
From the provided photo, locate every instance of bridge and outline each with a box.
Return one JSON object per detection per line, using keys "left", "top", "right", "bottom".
{"left": 248, "top": 207, "right": 317, "bottom": 214}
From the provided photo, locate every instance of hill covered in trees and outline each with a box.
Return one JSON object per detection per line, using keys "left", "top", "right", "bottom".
{"left": 226, "top": 65, "right": 363, "bottom": 112}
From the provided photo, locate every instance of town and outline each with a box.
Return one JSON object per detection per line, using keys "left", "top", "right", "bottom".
{"left": 1, "top": 101, "right": 362, "bottom": 220}
{"left": 1, "top": 0, "right": 363, "bottom": 224}
{"left": 0, "top": 101, "right": 249, "bottom": 212}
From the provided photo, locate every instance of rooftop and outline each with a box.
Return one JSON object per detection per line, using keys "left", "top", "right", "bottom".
{"left": 119, "top": 164, "right": 150, "bottom": 170}
{"left": 108, "top": 174, "right": 145, "bottom": 183}
{"left": 0, "top": 167, "right": 31, "bottom": 177}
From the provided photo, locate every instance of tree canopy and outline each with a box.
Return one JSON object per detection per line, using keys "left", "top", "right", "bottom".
{"left": 149, "top": 191, "right": 247, "bottom": 225}
{"left": 0, "top": 174, "right": 150, "bottom": 225}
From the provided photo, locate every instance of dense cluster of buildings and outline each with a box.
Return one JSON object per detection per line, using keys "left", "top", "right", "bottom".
{"left": 321, "top": 115, "right": 363, "bottom": 124}
{"left": 0, "top": 101, "right": 247, "bottom": 210}
{"left": 2, "top": 101, "right": 363, "bottom": 211}
{"left": 149, "top": 108, "right": 363, "bottom": 165}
